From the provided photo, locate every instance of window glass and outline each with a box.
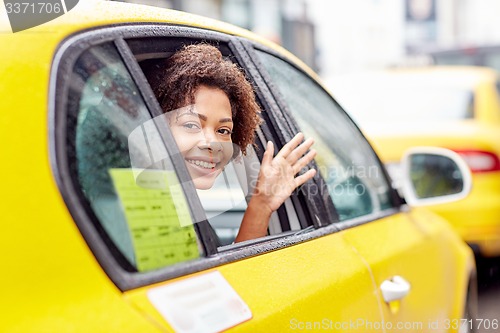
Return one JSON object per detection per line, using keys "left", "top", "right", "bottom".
{"left": 196, "top": 157, "right": 248, "bottom": 245}
{"left": 256, "top": 51, "right": 394, "bottom": 221}
{"left": 68, "top": 43, "right": 202, "bottom": 272}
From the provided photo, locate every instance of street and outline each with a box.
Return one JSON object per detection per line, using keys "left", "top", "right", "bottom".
{"left": 477, "top": 256, "right": 500, "bottom": 333}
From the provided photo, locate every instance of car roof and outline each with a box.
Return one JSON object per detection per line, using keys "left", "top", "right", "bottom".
{"left": 1, "top": 0, "right": 254, "bottom": 39}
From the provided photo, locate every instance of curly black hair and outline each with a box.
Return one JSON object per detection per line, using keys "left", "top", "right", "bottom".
{"left": 145, "top": 43, "right": 262, "bottom": 154}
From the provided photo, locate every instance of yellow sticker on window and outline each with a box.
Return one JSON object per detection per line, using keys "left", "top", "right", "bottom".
{"left": 109, "top": 168, "right": 199, "bottom": 272}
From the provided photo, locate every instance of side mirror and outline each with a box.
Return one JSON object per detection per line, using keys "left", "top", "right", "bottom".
{"left": 400, "top": 147, "right": 472, "bottom": 206}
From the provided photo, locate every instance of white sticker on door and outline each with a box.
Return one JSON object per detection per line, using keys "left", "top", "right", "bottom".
{"left": 147, "top": 271, "right": 252, "bottom": 333}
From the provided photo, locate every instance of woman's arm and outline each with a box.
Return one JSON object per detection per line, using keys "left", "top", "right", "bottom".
{"left": 234, "top": 133, "right": 316, "bottom": 243}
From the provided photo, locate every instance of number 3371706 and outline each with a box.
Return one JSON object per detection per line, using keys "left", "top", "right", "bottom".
{"left": 5, "top": 2, "right": 62, "bottom": 14}
{"left": 445, "top": 319, "right": 498, "bottom": 330}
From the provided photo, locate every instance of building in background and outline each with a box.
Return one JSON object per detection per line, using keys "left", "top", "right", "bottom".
{"left": 117, "top": 0, "right": 500, "bottom": 78}
{"left": 306, "top": 0, "right": 500, "bottom": 79}
{"left": 404, "top": 0, "right": 437, "bottom": 53}
{"left": 119, "top": 0, "right": 319, "bottom": 71}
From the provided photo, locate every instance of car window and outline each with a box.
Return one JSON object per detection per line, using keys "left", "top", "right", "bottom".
{"left": 62, "top": 35, "right": 317, "bottom": 283}
{"left": 55, "top": 27, "right": 363, "bottom": 290}
{"left": 68, "top": 43, "right": 202, "bottom": 272}
{"left": 133, "top": 40, "right": 306, "bottom": 246}
{"left": 256, "top": 50, "right": 395, "bottom": 221}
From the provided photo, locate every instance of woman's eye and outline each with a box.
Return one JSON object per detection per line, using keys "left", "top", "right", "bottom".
{"left": 182, "top": 122, "right": 201, "bottom": 131}
{"left": 218, "top": 128, "right": 233, "bottom": 136}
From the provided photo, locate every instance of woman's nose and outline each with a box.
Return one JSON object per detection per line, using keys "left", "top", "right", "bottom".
{"left": 199, "top": 130, "right": 222, "bottom": 151}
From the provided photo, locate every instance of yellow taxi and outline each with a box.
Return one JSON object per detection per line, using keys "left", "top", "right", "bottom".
{"left": 331, "top": 66, "right": 500, "bottom": 258}
{"left": 0, "top": 1, "right": 478, "bottom": 332}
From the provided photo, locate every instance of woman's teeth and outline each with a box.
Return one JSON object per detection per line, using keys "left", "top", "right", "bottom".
{"left": 187, "top": 159, "right": 216, "bottom": 169}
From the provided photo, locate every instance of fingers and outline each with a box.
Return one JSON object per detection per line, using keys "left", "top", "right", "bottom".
{"left": 275, "top": 132, "right": 304, "bottom": 159}
{"left": 293, "top": 149, "right": 317, "bottom": 174}
{"left": 294, "top": 169, "right": 317, "bottom": 188}
{"left": 271, "top": 132, "right": 316, "bottom": 175}
{"left": 286, "top": 137, "right": 314, "bottom": 164}
{"left": 262, "top": 141, "right": 274, "bottom": 166}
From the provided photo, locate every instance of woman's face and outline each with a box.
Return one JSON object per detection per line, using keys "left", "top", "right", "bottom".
{"left": 168, "top": 85, "right": 234, "bottom": 190}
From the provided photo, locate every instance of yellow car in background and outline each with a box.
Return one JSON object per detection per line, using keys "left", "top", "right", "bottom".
{"left": 331, "top": 66, "right": 500, "bottom": 257}
{"left": 1, "top": 1, "right": 477, "bottom": 332}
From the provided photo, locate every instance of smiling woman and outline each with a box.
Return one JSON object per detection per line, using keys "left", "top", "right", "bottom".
{"left": 146, "top": 44, "right": 317, "bottom": 243}
{"left": 166, "top": 86, "right": 235, "bottom": 190}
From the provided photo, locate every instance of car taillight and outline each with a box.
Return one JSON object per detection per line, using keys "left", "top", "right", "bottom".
{"left": 453, "top": 149, "right": 500, "bottom": 173}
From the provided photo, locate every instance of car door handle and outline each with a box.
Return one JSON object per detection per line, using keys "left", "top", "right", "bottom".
{"left": 380, "top": 275, "right": 411, "bottom": 303}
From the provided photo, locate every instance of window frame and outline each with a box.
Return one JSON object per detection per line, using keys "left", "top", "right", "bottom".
{"left": 50, "top": 24, "right": 335, "bottom": 291}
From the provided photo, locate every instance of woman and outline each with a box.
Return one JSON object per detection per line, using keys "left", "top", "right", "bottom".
{"left": 147, "top": 44, "right": 316, "bottom": 242}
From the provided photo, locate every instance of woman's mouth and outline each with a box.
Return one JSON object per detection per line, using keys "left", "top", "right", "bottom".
{"left": 186, "top": 159, "right": 217, "bottom": 169}
{"left": 185, "top": 158, "right": 223, "bottom": 189}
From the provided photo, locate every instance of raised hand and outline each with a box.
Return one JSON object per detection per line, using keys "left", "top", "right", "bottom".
{"left": 235, "top": 132, "right": 316, "bottom": 242}
{"left": 254, "top": 132, "right": 317, "bottom": 212}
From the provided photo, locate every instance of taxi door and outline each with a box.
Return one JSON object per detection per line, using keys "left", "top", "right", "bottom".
{"left": 341, "top": 208, "right": 474, "bottom": 332}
